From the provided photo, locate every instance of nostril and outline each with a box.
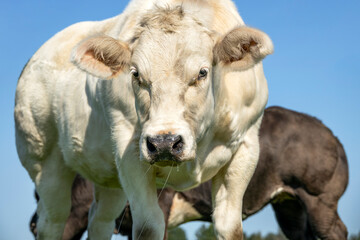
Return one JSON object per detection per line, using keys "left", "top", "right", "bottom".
{"left": 146, "top": 137, "right": 157, "bottom": 153}
{"left": 172, "top": 136, "right": 184, "bottom": 153}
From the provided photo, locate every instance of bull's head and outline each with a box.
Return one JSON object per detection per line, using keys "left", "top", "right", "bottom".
{"left": 72, "top": 7, "right": 273, "bottom": 167}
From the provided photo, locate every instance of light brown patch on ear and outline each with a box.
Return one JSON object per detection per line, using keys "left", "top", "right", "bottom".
{"left": 214, "top": 27, "right": 273, "bottom": 71}
{"left": 71, "top": 35, "right": 131, "bottom": 79}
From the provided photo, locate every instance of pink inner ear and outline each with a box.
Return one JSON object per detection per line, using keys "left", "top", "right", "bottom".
{"left": 81, "top": 50, "right": 113, "bottom": 78}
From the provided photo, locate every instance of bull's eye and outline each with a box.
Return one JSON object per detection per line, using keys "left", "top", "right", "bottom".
{"left": 130, "top": 66, "right": 141, "bottom": 86}
{"left": 189, "top": 67, "right": 209, "bottom": 86}
{"left": 130, "top": 67, "right": 140, "bottom": 79}
{"left": 198, "top": 67, "right": 209, "bottom": 80}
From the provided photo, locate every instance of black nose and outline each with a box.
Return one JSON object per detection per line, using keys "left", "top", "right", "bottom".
{"left": 146, "top": 134, "right": 184, "bottom": 162}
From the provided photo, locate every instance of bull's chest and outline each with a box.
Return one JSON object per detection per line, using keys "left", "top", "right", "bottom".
{"left": 57, "top": 92, "right": 122, "bottom": 187}
{"left": 60, "top": 123, "right": 121, "bottom": 188}
{"left": 65, "top": 146, "right": 120, "bottom": 188}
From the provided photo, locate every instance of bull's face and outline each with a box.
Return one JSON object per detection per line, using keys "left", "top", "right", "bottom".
{"left": 130, "top": 9, "right": 216, "bottom": 166}
{"left": 71, "top": 7, "right": 273, "bottom": 167}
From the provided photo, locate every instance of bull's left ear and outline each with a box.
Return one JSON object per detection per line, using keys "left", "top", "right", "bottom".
{"left": 71, "top": 35, "right": 131, "bottom": 80}
{"left": 213, "top": 27, "right": 273, "bottom": 71}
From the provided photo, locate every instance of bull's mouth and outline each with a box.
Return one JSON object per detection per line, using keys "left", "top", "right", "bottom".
{"left": 150, "top": 155, "right": 183, "bottom": 167}
{"left": 152, "top": 160, "right": 182, "bottom": 167}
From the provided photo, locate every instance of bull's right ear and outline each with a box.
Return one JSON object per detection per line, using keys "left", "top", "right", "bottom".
{"left": 213, "top": 27, "right": 273, "bottom": 71}
{"left": 71, "top": 35, "right": 131, "bottom": 79}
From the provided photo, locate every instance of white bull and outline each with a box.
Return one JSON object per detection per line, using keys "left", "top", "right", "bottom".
{"left": 15, "top": 0, "right": 273, "bottom": 239}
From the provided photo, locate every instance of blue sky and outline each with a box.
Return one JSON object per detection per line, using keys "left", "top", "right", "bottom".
{"left": 1, "top": 0, "right": 359, "bottom": 239}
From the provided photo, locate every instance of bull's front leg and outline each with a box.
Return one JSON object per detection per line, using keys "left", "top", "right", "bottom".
{"left": 117, "top": 154, "right": 165, "bottom": 240}
{"left": 212, "top": 128, "right": 260, "bottom": 240}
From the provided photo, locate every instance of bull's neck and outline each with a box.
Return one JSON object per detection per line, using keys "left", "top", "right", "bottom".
{"left": 212, "top": 63, "right": 269, "bottom": 146}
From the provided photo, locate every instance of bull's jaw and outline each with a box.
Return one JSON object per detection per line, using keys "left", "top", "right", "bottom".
{"left": 152, "top": 139, "right": 234, "bottom": 191}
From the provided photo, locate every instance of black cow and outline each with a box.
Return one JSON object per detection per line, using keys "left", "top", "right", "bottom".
{"left": 30, "top": 106, "right": 349, "bottom": 240}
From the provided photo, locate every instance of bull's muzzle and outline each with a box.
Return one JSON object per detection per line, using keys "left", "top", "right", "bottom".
{"left": 146, "top": 134, "right": 184, "bottom": 166}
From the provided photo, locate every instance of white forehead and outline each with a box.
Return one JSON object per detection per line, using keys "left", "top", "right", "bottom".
{"left": 130, "top": 7, "right": 214, "bottom": 79}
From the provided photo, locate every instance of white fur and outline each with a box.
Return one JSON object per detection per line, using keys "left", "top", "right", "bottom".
{"left": 167, "top": 193, "right": 202, "bottom": 228}
{"left": 15, "top": 0, "right": 272, "bottom": 239}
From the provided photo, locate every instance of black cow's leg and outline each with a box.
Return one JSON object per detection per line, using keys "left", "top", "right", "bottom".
{"left": 62, "top": 176, "right": 93, "bottom": 240}
{"left": 271, "top": 197, "right": 316, "bottom": 240}
{"left": 299, "top": 193, "right": 348, "bottom": 240}
{"left": 30, "top": 210, "right": 38, "bottom": 238}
